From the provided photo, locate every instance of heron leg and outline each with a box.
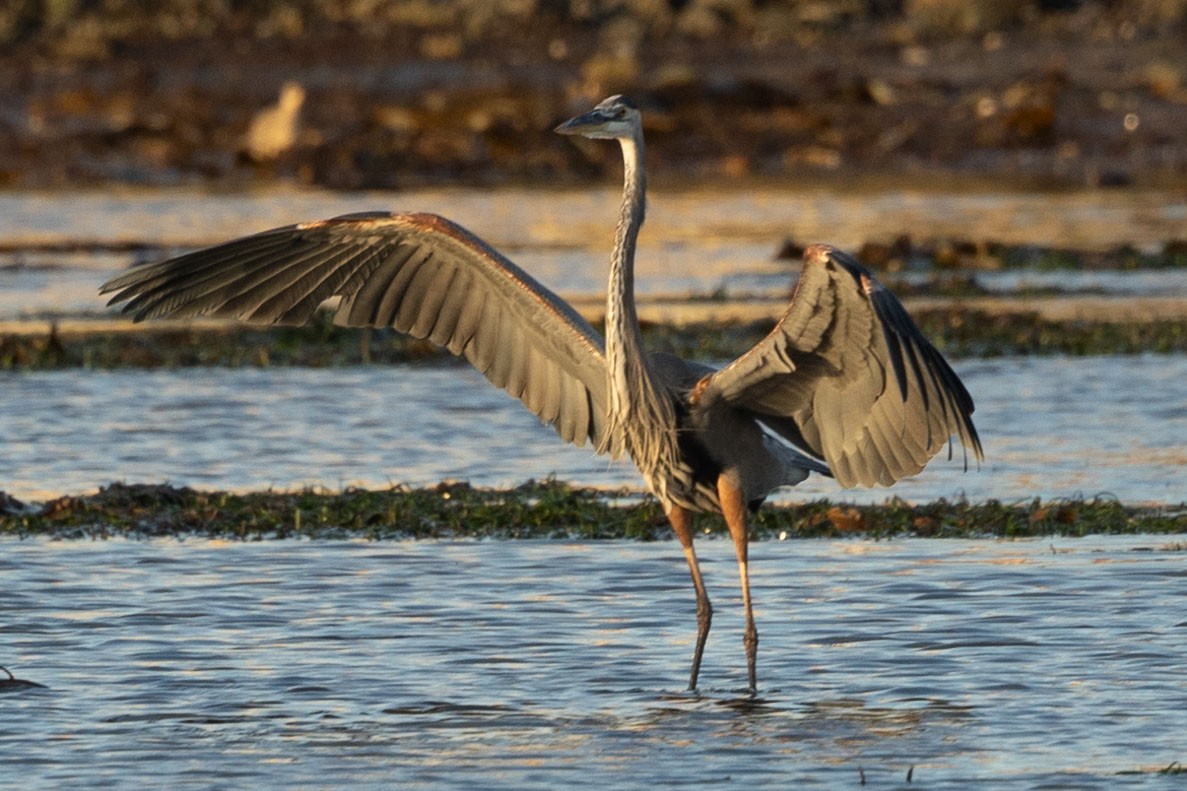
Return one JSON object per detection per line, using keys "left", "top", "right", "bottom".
{"left": 668, "top": 505, "right": 712, "bottom": 691}
{"left": 718, "top": 478, "right": 758, "bottom": 693}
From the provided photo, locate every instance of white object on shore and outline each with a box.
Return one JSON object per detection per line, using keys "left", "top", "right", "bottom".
{"left": 244, "top": 81, "right": 305, "bottom": 161}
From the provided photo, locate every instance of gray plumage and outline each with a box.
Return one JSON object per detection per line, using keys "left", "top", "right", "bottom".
{"left": 104, "top": 211, "right": 614, "bottom": 452}
{"left": 101, "top": 95, "right": 982, "bottom": 692}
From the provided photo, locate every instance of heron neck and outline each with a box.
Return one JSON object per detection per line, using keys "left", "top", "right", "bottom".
{"left": 601, "top": 129, "right": 677, "bottom": 470}
{"left": 606, "top": 134, "right": 646, "bottom": 361}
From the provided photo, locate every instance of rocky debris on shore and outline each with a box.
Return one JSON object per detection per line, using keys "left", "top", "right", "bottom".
{"left": 1, "top": 1, "right": 1185, "bottom": 189}
{"left": 2, "top": 481, "right": 1183, "bottom": 540}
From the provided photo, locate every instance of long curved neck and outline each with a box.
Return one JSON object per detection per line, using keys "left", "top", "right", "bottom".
{"left": 602, "top": 128, "right": 676, "bottom": 470}
{"left": 606, "top": 133, "right": 646, "bottom": 362}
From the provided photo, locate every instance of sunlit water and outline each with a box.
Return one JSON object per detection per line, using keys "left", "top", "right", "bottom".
{"left": 2, "top": 188, "right": 1184, "bottom": 508}
{"left": 3, "top": 189, "right": 1186, "bottom": 789}
{"left": 0, "top": 355, "right": 1184, "bottom": 505}
{"left": 3, "top": 536, "right": 1185, "bottom": 789}
{"left": 3, "top": 186, "right": 1187, "bottom": 319}
{"left": 4, "top": 186, "right": 1186, "bottom": 252}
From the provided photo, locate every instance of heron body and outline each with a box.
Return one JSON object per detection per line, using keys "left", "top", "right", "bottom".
{"left": 102, "top": 95, "right": 982, "bottom": 693}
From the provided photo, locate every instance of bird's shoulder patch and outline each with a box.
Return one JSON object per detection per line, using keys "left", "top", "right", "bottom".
{"left": 803, "top": 243, "right": 838, "bottom": 266}
{"left": 295, "top": 211, "right": 395, "bottom": 231}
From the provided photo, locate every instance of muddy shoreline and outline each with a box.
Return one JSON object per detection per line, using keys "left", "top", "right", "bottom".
{"left": 3, "top": 2, "right": 1186, "bottom": 190}
{"left": 3, "top": 480, "right": 1184, "bottom": 540}
{"left": 4, "top": 295, "right": 1187, "bottom": 371}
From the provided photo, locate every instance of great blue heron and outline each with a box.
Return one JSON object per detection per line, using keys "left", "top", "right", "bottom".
{"left": 101, "top": 95, "right": 982, "bottom": 692}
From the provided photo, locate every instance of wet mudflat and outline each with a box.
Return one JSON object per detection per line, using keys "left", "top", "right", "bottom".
{"left": 3, "top": 2, "right": 1186, "bottom": 193}
{"left": 3, "top": 536, "right": 1185, "bottom": 789}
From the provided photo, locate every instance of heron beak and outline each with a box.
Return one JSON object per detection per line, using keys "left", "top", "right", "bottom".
{"left": 554, "top": 110, "right": 607, "bottom": 136}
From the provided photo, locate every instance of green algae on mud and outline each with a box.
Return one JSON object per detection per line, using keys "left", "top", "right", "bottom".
{"left": 2, "top": 481, "right": 1183, "bottom": 541}
{"left": 5, "top": 309, "right": 1187, "bottom": 371}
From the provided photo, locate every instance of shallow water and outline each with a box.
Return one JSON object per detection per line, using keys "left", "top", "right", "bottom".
{"left": 3, "top": 187, "right": 1184, "bottom": 509}
{"left": 4, "top": 185, "right": 1186, "bottom": 252}
{"left": 1, "top": 355, "right": 1184, "bottom": 504}
{"left": 2, "top": 535, "right": 1185, "bottom": 789}
{"left": 2, "top": 186, "right": 1187, "bottom": 319}
{"left": 5, "top": 188, "right": 1186, "bottom": 791}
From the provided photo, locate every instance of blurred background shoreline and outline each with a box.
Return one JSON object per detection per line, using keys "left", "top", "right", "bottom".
{"left": 2, "top": 0, "right": 1186, "bottom": 191}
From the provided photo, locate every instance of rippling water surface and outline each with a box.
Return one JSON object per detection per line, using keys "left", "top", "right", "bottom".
{"left": 2, "top": 187, "right": 1184, "bottom": 507}
{"left": 3, "top": 187, "right": 1186, "bottom": 789}
{"left": 3, "top": 186, "right": 1187, "bottom": 319}
{"left": 3, "top": 536, "right": 1185, "bottom": 789}
{"left": 2, "top": 355, "right": 1185, "bottom": 503}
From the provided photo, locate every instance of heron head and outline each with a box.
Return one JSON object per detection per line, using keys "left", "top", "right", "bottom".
{"left": 554, "top": 95, "right": 641, "bottom": 140}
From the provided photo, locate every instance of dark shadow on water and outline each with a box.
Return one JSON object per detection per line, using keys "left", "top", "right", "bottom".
{"left": 0, "top": 666, "right": 48, "bottom": 693}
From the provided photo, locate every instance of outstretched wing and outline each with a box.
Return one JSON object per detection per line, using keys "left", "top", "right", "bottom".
{"left": 101, "top": 211, "right": 614, "bottom": 452}
{"left": 695, "top": 244, "right": 982, "bottom": 488}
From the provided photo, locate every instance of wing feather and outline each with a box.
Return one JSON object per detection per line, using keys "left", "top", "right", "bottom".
{"left": 101, "top": 211, "right": 613, "bottom": 451}
{"left": 696, "top": 244, "right": 982, "bottom": 488}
